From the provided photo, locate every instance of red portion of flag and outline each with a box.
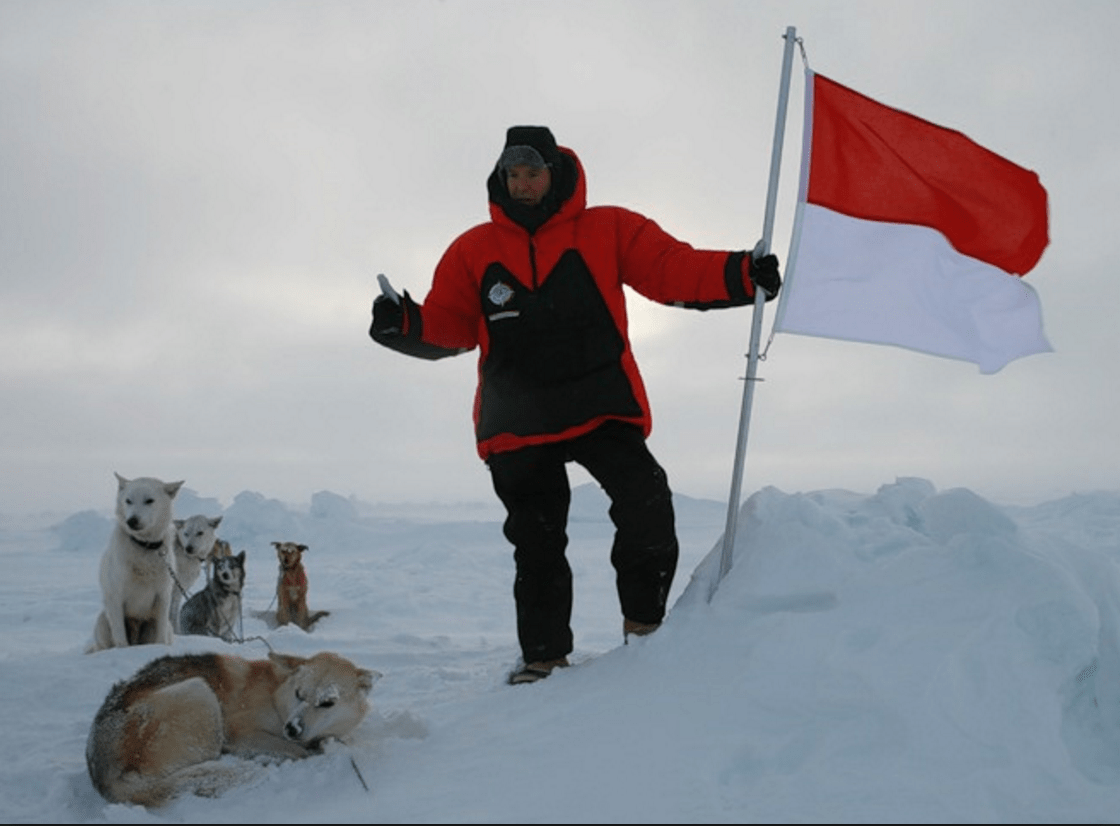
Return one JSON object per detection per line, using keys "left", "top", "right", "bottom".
{"left": 807, "top": 74, "right": 1049, "bottom": 275}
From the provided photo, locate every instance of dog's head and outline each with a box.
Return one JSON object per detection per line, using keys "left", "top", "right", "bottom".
{"left": 174, "top": 514, "right": 223, "bottom": 560}
{"left": 273, "top": 541, "right": 308, "bottom": 570}
{"left": 270, "top": 651, "right": 380, "bottom": 748}
{"left": 114, "top": 472, "right": 184, "bottom": 542}
{"left": 211, "top": 551, "right": 246, "bottom": 594}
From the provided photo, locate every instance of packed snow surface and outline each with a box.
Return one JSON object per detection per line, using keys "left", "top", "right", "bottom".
{"left": 2, "top": 477, "right": 1119, "bottom": 822}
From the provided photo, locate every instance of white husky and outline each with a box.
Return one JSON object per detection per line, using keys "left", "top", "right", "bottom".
{"left": 169, "top": 514, "right": 223, "bottom": 632}
{"left": 88, "top": 473, "right": 184, "bottom": 652}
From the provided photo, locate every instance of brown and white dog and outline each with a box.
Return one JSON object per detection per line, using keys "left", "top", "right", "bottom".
{"left": 210, "top": 537, "right": 233, "bottom": 561}
{"left": 273, "top": 541, "right": 330, "bottom": 631}
{"left": 86, "top": 651, "right": 379, "bottom": 807}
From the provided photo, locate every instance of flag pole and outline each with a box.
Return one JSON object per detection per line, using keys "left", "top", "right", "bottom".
{"left": 710, "top": 25, "right": 797, "bottom": 602}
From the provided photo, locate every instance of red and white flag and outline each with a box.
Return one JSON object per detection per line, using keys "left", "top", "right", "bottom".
{"left": 774, "top": 71, "right": 1052, "bottom": 373}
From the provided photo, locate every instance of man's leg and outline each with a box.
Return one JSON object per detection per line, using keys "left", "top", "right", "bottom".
{"left": 569, "top": 421, "right": 679, "bottom": 629}
{"left": 487, "top": 444, "right": 574, "bottom": 664}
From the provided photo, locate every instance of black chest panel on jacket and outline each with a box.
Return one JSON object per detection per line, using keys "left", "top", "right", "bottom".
{"left": 477, "top": 249, "right": 641, "bottom": 442}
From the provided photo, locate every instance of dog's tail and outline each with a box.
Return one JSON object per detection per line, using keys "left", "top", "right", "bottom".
{"left": 94, "top": 759, "right": 266, "bottom": 807}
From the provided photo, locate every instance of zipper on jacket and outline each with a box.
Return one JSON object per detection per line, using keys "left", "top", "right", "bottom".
{"left": 529, "top": 238, "right": 539, "bottom": 289}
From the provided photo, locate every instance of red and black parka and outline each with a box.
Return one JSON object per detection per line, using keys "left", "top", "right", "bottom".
{"left": 372, "top": 145, "right": 762, "bottom": 461}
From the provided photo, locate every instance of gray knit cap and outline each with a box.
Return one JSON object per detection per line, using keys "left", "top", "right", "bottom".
{"left": 498, "top": 144, "right": 548, "bottom": 173}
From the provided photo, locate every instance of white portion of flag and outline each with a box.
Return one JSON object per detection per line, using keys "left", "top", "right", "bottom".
{"left": 776, "top": 204, "right": 1052, "bottom": 374}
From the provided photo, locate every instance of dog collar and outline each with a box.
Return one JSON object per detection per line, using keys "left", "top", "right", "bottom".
{"left": 129, "top": 535, "right": 165, "bottom": 551}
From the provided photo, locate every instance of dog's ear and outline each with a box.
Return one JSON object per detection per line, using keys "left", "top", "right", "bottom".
{"left": 114, "top": 472, "right": 128, "bottom": 488}
{"left": 236, "top": 550, "right": 246, "bottom": 564}
{"left": 298, "top": 544, "right": 309, "bottom": 553}
{"left": 271, "top": 541, "right": 282, "bottom": 550}
{"left": 164, "top": 480, "right": 185, "bottom": 499}
{"left": 209, "top": 516, "right": 223, "bottom": 528}
{"left": 357, "top": 668, "right": 382, "bottom": 695}
{"left": 174, "top": 519, "right": 183, "bottom": 528}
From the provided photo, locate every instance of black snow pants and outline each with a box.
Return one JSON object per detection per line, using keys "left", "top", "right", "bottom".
{"left": 486, "top": 420, "right": 679, "bottom": 664}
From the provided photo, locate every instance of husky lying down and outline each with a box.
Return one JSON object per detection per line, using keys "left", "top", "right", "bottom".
{"left": 86, "top": 651, "right": 380, "bottom": 807}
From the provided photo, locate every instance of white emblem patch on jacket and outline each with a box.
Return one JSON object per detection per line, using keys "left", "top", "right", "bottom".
{"left": 487, "top": 282, "right": 519, "bottom": 320}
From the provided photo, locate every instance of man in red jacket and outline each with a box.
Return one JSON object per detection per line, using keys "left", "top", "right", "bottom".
{"left": 371, "top": 126, "right": 779, "bottom": 684}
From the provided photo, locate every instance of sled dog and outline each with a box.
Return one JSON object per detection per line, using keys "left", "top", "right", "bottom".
{"left": 210, "top": 536, "right": 233, "bottom": 561}
{"left": 86, "top": 650, "right": 379, "bottom": 807}
{"left": 88, "top": 473, "right": 184, "bottom": 652}
{"left": 169, "top": 514, "right": 223, "bottom": 632}
{"left": 179, "top": 551, "right": 246, "bottom": 642}
{"left": 273, "top": 541, "right": 330, "bottom": 631}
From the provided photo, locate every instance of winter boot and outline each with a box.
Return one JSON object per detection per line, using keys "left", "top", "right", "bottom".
{"left": 507, "top": 657, "right": 569, "bottom": 685}
{"left": 623, "top": 618, "right": 660, "bottom": 643}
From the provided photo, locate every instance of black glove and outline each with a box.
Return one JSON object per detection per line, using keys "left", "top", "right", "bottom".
{"left": 749, "top": 253, "right": 781, "bottom": 301}
{"left": 370, "top": 294, "right": 404, "bottom": 337}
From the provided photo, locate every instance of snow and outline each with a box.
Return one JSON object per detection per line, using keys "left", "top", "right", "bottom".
{"left": 3, "top": 476, "right": 1120, "bottom": 823}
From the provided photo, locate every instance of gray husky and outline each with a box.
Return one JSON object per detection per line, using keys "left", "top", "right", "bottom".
{"left": 179, "top": 551, "right": 246, "bottom": 642}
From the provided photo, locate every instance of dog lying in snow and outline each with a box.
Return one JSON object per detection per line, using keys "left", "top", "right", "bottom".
{"left": 86, "top": 650, "right": 379, "bottom": 807}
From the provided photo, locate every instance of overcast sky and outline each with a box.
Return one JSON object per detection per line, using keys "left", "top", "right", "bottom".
{"left": 2, "top": 0, "right": 1117, "bottom": 515}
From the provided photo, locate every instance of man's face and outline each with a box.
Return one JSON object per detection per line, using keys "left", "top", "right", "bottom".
{"left": 506, "top": 164, "right": 552, "bottom": 207}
